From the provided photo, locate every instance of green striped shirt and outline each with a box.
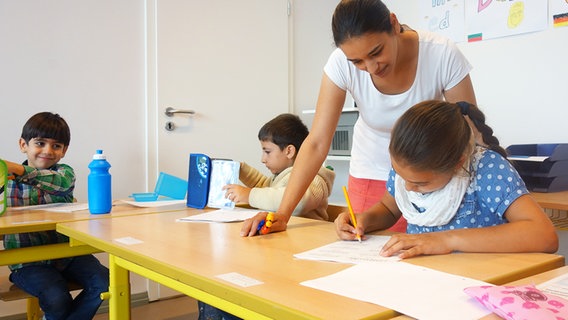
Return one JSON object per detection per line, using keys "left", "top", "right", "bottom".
{"left": 3, "top": 161, "right": 75, "bottom": 270}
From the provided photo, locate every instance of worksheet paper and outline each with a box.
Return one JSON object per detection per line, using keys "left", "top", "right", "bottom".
{"left": 301, "top": 261, "right": 491, "bottom": 320}
{"left": 177, "top": 208, "right": 261, "bottom": 223}
{"left": 8, "top": 202, "right": 90, "bottom": 212}
{"left": 539, "top": 273, "right": 568, "bottom": 299}
{"left": 294, "top": 235, "right": 400, "bottom": 264}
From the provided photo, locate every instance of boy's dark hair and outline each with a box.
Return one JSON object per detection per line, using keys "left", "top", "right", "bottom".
{"left": 21, "top": 112, "right": 71, "bottom": 146}
{"left": 258, "top": 113, "right": 308, "bottom": 152}
{"left": 332, "top": 0, "right": 393, "bottom": 47}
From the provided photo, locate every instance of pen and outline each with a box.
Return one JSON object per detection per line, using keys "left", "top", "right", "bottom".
{"left": 257, "top": 212, "right": 274, "bottom": 235}
{"left": 256, "top": 220, "right": 265, "bottom": 234}
{"left": 342, "top": 186, "right": 361, "bottom": 242}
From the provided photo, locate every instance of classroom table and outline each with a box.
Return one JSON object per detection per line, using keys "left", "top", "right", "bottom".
{"left": 531, "top": 191, "right": 568, "bottom": 211}
{"left": 479, "top": 265, "right": 568, "bottom": 320}
{"left": 0, "top": 201, "right": 186, "bottom": 267}
{"left": 393, "top": 266, "right": 568, "bottom": 320}
{"left": 56, "top": 209, "right": 565, "bottom": 320}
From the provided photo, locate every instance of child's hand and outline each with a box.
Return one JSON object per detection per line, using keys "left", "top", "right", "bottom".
{"left": 334, "top": 212, "right": 364, "bottom": 241}
{"left": 240, "top": 211, "right": 287, "bottom": 237}
{"left": 3, "top": 160, "right": 24, "bottom": 176}
{"left": 223, "top": 184, "right": 250, "bottom": 204}
{"left": 379, "top": 232, "right": 452, "bottom": 259}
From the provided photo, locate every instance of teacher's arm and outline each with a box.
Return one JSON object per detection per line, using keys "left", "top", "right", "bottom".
{"left": 443, "top": 74, "right": 476, "bottom": 105}
{"left": 280, "top": 75, "right": 345, "bottom": 219}
{"left": 240, "top": 74, "right": 345, "bottom": 236}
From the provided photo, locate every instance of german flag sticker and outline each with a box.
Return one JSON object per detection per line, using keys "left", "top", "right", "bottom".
{"left": 553, "top": 13, "right": 568, "bottom": 28}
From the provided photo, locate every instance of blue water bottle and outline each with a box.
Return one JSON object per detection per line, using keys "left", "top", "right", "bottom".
{"left": 88, "top": 150, "right": 112, "bottom": 214}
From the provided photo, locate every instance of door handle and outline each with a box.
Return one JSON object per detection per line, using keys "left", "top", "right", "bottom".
{"left": 164, "top": 107, "right": 196, "bottom": 117}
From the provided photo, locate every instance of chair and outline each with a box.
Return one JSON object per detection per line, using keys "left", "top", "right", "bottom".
{"left": 0, "top": 275, "right": 82, "bottom": 320}
{"left": 326, "top": 204, "right": 348, "bottom": 222}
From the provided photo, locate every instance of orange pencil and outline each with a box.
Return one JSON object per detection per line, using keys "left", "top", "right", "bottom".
{"left": 342, "top": 186, "right": 361, "bottom": 242}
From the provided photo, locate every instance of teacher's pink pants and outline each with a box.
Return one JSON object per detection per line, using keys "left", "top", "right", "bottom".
{"left": 348, "top": 175, "right": 407, "bottom": 233}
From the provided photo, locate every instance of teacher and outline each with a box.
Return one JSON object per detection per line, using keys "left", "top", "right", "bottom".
{"left": 242, "top": 0, "right": 477, "bottom": 236}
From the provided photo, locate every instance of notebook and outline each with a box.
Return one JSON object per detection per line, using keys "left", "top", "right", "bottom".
{"left": 207, "top": 159, "right": 240, "bottom": 209}
{"left": 186, "top": 154, "right": 240, "bottom": 209}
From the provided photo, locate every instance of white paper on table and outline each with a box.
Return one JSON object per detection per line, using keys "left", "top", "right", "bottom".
{"left": 216, "top": 272, "right": 264, "bottom": 287}
{"left": 120, "top": 199, "right": 187, "bottom": 208}
{"left": 8, "top": 202, "right": 90, "bottom": 212}
{"left": 177, "top": 208, "right": 261, "bottom": 223}
{"left": 114, "top": 236, "right": 144, "bottom": 245}
{"left": 294, "top": 235, "right": 400, "bottom": 264}
{"left": 301, "top": 261, "right": 491, "bottom": 320}
{"left": 538, "top": 273, "right": 568, "bottom": 299}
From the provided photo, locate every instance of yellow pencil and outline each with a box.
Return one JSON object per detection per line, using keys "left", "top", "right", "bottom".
{"left": 342, "top": 186, "right": 361, "bottom": 242}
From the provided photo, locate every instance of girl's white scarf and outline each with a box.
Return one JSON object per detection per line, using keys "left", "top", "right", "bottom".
{"left": 394, "top": 172, "right": 469, "bottom": 227}
{"left": 394, "top": 146, "right": 485, "bottom": 227}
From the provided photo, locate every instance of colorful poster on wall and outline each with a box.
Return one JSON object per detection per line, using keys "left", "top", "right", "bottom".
{"left": 465, "top": 0, "right": 547, "bottom": 42}
{"left": 419, "top": 0, "right": 466, "bottom": 43}
{"left": 551, "top": 0, "right": 568, "bottom": 28}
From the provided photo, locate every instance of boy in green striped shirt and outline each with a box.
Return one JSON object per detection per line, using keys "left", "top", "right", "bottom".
{"left": 2, "top": 112, "right": 108, "bottom": 320}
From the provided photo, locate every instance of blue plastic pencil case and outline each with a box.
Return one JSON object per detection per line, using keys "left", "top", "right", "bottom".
{"left": 186, "top": 153, "right": 211, "bottom": 209}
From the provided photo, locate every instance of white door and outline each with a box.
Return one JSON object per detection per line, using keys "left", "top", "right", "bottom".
{"left": 146, "top": 0, "right": 289, "bottom": 299}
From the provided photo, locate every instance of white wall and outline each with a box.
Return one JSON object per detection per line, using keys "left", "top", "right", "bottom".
{"left": 0, "top": 0, "right": 147, "bottom": 203}
{"left": 0, "top": 0, "right": 148, "bottom": 317}
{"left": 292, "top": 0, "right": 337, "bottom": 112}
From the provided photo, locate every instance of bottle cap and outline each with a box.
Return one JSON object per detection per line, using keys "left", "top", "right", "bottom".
{"left": 92, "top": 149, "right": 106, "bottom": 160}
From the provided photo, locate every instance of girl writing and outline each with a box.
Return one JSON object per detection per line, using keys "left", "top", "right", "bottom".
{"left": 335, "top": 100, "right": 558, "bottom": 259}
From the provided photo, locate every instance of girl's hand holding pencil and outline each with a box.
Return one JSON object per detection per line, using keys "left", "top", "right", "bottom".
{"left": 335, "top": 186, "right": 365, "bottom": 242}
{"left": 342, "top": 186, "right": 361, "bottom": 242}
{"left": 335, "top": 212, "right": 366, "bottom": 241}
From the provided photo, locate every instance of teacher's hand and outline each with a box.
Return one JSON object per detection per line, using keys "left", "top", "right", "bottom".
{"left": 240, "top": 211, "right": 287, "bottom": 237}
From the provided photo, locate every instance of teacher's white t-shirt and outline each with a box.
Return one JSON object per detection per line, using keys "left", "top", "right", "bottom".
{"left": 324, "top": 30, "right": 472, "bottom": 180}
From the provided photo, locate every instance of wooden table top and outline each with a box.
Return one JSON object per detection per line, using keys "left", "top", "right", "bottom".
{"left": 57, "top": 209, "right": 565, "bottom": 319}
{"left": 0, "top": 200, "right": 187, "bottom": 235}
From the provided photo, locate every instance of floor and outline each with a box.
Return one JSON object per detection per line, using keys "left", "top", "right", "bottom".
{"left": 93, "top": 295, "right": 199, "bottom": 320}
